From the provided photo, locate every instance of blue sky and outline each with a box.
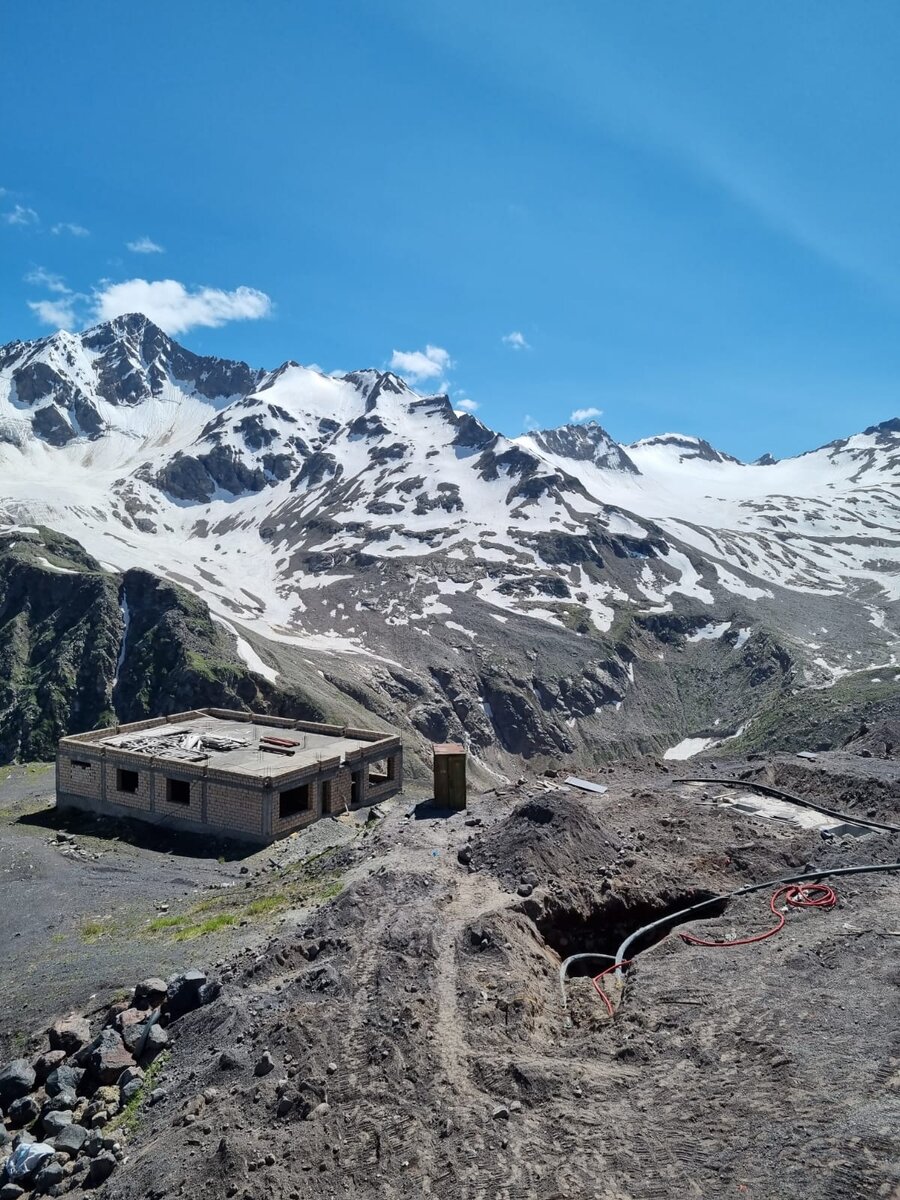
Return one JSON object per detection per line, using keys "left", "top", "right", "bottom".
{"left": 2, "top": 1, "right": 899, "bottom": 458}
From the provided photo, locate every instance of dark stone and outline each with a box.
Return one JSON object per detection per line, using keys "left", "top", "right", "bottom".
{"left": 41, "top": 1109, "right": 73, "bottom": 1137}
{"left": 42, "top": 1090, "right": 76, "bottom": 1113}
{"left": 254, "top": 1052, "right": 275, "bottom": 1077}
{"left": 218, "top": 1051, "right": 242, "bottom": 1071}
{"left": 45, "top": 1065, "right": 84, "bottom": 1098}
{"left": 142, "top": 1024, "right": 169, "bottom": 1060}
{"left": 32, "top": 1051, "right": 66, "bottom": 1084}
{"left": 87, "top": 1152, "right": 117, "bottom": 1186}
{"left": 123, "top": 1021, "right": 168, "bottom": 1061}
{"left": 163, "top": 969, "right": 207, "bottom": 1020}
{"left": 197, "top": 980, "right": 222, "bottom": 1008}
{"left": 0, "top": 1184, "right": 25, "bottom": 1200}
{"left": 32, "top": 1160, "right": 65, "bottom": 1193}
{"left": 52, "top": 1122, "right": 89, "bottom": 1157}
{"left": 120, "top": 1078, "right": 142, "bottom": 1104}
{"left": 0, "top": 1059, "right": 35, "bottom": 1109}
{"left": 7, "top": 1095, "right": 40, "bottom": 1126}
{"left": 133, "top": 978, "right": 167, "bottom": 1010}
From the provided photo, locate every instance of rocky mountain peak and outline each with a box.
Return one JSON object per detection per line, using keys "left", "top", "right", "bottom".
{"left": 525, "top": 420, "right": 640, "bottom": 474}
{"left": 0, "top": 313, "right": 265, "bottom": 449}
{"left": 628, "top": 432, "right": 742, "bottom": 465}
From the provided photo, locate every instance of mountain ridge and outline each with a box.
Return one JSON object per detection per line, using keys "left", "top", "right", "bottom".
{"left": 0, "top": 314, "right": 898, "bottom": 773}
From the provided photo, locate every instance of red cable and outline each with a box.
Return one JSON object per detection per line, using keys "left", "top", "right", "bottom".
{"left": 679, "top": 883, "right": 837, "bottom": 948}
{"left": 590, "top": 884, "right": 837, "bottom": 1014}
{"left": 591, "top": 959, "right": 632, "bottom": 1017}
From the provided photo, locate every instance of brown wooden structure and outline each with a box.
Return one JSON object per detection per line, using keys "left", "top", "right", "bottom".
{"left": 433, "top": 742, "right": 467, "bottom": 809}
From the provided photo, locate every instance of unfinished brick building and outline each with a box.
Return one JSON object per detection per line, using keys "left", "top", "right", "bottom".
{"left": 56, "top": 709, "right": 403, "bottom": 845}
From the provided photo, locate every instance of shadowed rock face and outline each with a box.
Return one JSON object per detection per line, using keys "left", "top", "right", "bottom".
{"left": 0, "top": 529, "right": 322, "bottom": 763}
{"left": 3, "top": 314, "right": 264, "bottom": 447}
{"left": 530, "top": 422, "right": 641, "bottom": 473}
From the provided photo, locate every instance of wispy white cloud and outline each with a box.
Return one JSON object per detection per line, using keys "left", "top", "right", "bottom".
{"left": 502, "top": 330, "right": 530, "bottom": 350}
{"left": 388, "top": 344, "right": 452, "bottom": 383}
{"left": 456, "top": 397, "right": 479, "bottom": 412}
{"left": 126, "top": 236, "right": 164, "bottom": 254}
{"left": 28, "top": 297, "right": 80, "bottom": 328}
{"left": 523, "top": 414, "right": 540, "bottom": 431}
{"left": 571, "top": 406, "right": 602, "bottom": 422}
{"left": 92, "top": 278, "right": 273, "bottom": 334}
{"left": 3, "top": 204, "right": 39, "bottom": 226}
{"left": 24, "top": 267, "right": 71, "bottom": 294}
{"left": 51, "top": 221, "right": 89, "bottom": 237}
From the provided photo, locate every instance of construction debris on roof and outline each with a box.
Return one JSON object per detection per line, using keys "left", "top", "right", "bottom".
{"left": 103, "top": 729, "right": 250, "bottom": 761}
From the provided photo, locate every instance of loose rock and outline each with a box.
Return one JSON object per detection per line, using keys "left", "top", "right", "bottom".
{"left": 0, "top": 1060, "right": 36, "bottom": 1109}
{"left": 48, "top": 1016, "right": 91, "bottom": 1055}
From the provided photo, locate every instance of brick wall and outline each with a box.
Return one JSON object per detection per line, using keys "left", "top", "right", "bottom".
{"left": 271, "top": 778, "right": 322, "bottom": 836}
{"left": 328, "top": 771, "right": 353, "bottom": 814}
{"left": 104, "top": 759, "right": 153, "bottom": 812}
{"left": 156, "top": 771, "right": 202, "bottom": 821}
{"left": 206, "top": 780, "right": 265, "bottom": 837}
{"left": 58, "top": 754, "right": 102, "bottom": 800}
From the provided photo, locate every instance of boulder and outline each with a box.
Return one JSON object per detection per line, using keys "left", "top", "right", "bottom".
{"left": 32, "top": 1160, "right": 64, "bottom": 1193}
{"left": 87, "top": 1152, "right": 117, "bottom": 1186}
{"left": 51, "top": 1122, "right": 88, "bottom": 1158}
{"left": 141, "top": 1024, "right": 169, "bottom": 1061}
{"left": 120, "top": 1078, "right": 142, "bottom": 1104}
{"left": 163, "top": 970, "right": 207, "bottom": 1021}
{"left": 253, "top": 1051, "right": 275, "bottom": 1077}
{"left": 44, "top": 1064, "right": 83, "bottom": 1097}
{"left": 40, "top": 1109, "right": 73, "bottom": 1138}
{"left": 0, "top": 1184, "right": 25, "bottom": 1200}
{"left": 48, "top": 1016, "right": 91, "bottom": 1055}
{"left": 197, "top": 980, "right": 222, "bottom": 1008}
{"left": 122, "top": 1020, "right": 168, "bottom": 1060}
{"left": 134, "top": 978, "right": 167, "bottom": 1010}
{"left": 0, "top": 1060, "right": 35, "bottom": 1109}
{"left": 7, "top": 1095, "right": 40, "bottom": 1127}
{"left": 115, "top": 1008, "right": 146, "bottom": 1033}
{"left": 87, "top": 1029, "right": 134, "bottom": 1086}
{"left": 42, "top": 1091, "right": 76, "bottom": 1113}
{"left": 32, "top": 1051, "right": 66, "bottom": 1084}
{"left": 118, "top": 1065, "right": 144, "bottom": 1088}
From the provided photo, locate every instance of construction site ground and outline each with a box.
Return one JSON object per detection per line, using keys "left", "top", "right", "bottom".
{"left": 2, "top": 752, "right": 899, "bottom": 1199}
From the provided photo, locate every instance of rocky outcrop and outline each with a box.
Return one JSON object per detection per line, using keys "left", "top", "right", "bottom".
{"left": 0, "top": 530, "right": 322, "bottom": 764}
{"left": 0, "top": 968, "right": 220, "bottom": 1191}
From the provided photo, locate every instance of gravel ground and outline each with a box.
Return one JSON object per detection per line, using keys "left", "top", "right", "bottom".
{"left": 0, "top": 766, "right": 359, "bottom": 1060}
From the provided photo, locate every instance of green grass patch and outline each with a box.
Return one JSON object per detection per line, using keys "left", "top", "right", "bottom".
{"left": 245, "top": 894, "right": 287, "bottom": 917}
{"left": 146, "top": 914, "right": 186, "bottom": 932}
{"left": 110, "top": 1050, "right": 170, "bottom": 1137}
{"left": 172, "top": 913, "right": 237, "bottom": 941}
{"left": 81, "top": 919, "right": 112, "bottom": 942}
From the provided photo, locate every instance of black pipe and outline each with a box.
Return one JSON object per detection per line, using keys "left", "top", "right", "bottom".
{"left": 613, "top": 860, "right": 900, "bottom": 976}
{"left": 675, "top": 775, "right": 900, "bottom": 834}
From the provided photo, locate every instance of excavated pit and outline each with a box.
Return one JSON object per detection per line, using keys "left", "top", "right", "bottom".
{"left": 535, "top": 885, "right": 729, "bottom": 974}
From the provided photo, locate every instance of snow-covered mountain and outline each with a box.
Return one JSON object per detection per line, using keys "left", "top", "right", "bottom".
{"left": 1, "top": 313, "right": 898, "bottom": 772}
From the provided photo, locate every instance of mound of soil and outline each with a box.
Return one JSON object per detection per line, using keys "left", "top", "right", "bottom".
{"left": 464, "top": 793, "right": 621, "bottom": 890}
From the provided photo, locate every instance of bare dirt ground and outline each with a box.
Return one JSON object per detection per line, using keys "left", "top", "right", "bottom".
{"left": 3, "top": 756, "right": 899, "bottom": 1198}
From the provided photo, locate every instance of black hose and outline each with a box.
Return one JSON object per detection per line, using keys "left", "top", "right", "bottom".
{"left": 613, "top": 860, "right": 900, "bottom": 976}
{"left": 675, "top": 775, "right": 900, "bottom": 835}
